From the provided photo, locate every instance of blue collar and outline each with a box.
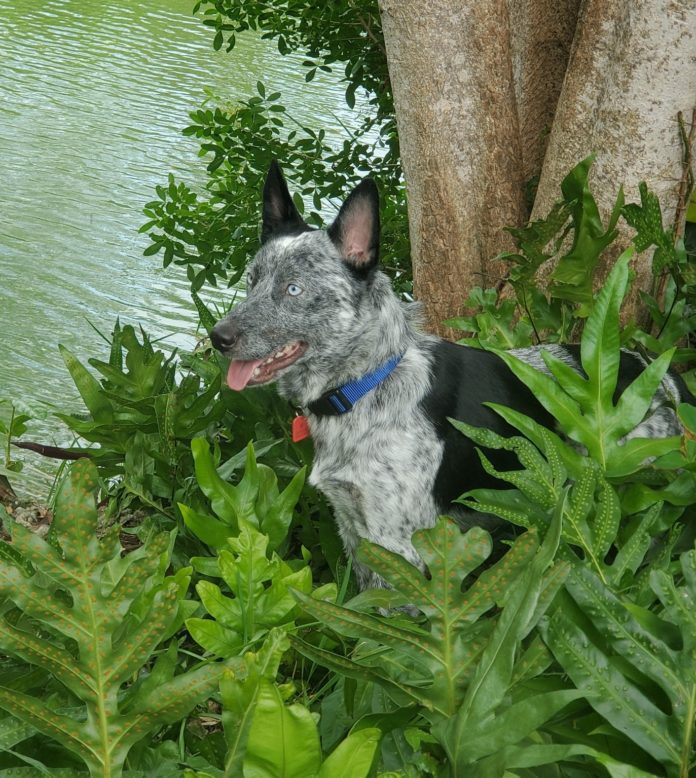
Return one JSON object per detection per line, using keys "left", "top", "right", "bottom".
{"left": 307, "top": 354, "right": 403, "bottom": 416}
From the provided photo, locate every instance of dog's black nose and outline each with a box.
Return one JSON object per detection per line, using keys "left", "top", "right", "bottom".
{"left": 210, "top": 322, "right": 239, "bottom": 353}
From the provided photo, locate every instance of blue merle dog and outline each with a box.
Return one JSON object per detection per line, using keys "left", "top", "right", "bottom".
{"left": 211, "top": 162, "right": 693, "bottom": 589}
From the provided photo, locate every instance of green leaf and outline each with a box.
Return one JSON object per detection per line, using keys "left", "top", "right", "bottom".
{"left": 457, "top": 500, "right": 564, "bottom": 724}
{"left": 544, "top": 608, "right": 680, "bottom": 765}
{"left": 221, "top": 629, "right": 289, "bottom": 777}
{"left": 129, "top": 660, "right": 224, "bottom": 732}
{"left": 59, "top": 345, "right": 113, "bottom": 423}
{"left": 317, "top": 727, "right": 381, "bottom": 778}
{"left": 262, "top": 466, "right": 306, "bottom": 550}
{"left": 611, "top": 349, "right": 675, "bottom": 437}
{"left": 579, "top": 249, "right": 631, "bottom": 408}
{"left": 0, "top": 713, "right": 35, "bottom": 751}
{"left": 608, "top": 502, "right": 661, "bottom": 584}
{"left": 362, "top": 522, "right": 492, "bottom": 625}
{"left": 186, "top": 617, "right": 244, "bottom": 657}
{"left": 452, "top": 689, "right": 585, "bottom": 762}
{"left": 651, "top": 557, "right": 696, "bottom": 651}
{"left": 191, "top": 438, "right": 257, "bottom": 528}
{"left": 566, "top": 566, "right": 683, "bottom": 702}
{"left": 0, "top": 687, "right": 94, "bottom": 764}
{"left": 180, "top": 503, "right": 237, "bottom": 549}
{"left": 192, "top": 290, "right": 218, "bottom": 334}
{"left": 549, "top": 156, "right": 624, "bottom": 311}
{"left": 243, "top": 678, "right": 321, "bottom": 778}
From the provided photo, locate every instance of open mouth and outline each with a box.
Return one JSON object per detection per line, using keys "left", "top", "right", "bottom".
{"left": 226, "top": 341, "right": 307, "bottom": 390}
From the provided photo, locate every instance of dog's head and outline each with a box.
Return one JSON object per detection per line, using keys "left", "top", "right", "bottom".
{"left": 211, "top": 161, "right": 382, "bottom": 396}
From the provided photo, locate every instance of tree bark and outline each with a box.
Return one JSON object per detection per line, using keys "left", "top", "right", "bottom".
{"left": 508, "top": 0, "right": 581, "bottom": 185}
{"left": 378, "top": 0, "right": 526, "bottom": 336}
{"left": 532, "top": 0, "right": 696, "bottom": 309}
{"left": 379, "top": 0, "right": 696, "bottom": 331}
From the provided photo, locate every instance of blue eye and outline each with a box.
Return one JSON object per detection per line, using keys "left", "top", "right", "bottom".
{"left": 286, "top": 283, "right": 303, "bottom": 297}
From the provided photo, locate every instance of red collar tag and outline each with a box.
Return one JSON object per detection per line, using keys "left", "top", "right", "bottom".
{"left": 292, "top": 415, "right": 311, "bottom": 443}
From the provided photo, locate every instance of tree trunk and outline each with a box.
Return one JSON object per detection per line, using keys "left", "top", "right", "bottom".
{"left": 379, "top": 0, "right": 696, "bottom": 333}
{"left": 378, "top": 0, "right": 526, "bottom": 337}
{"left": 532, "top": 0, "right": 696, "bottom": 312}
{"left": 508, "top": 0, "right": 581, "bottom": 185}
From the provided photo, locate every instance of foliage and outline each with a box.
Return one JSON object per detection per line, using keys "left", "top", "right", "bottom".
{"left": 0, "top": 459, "right": 223, "bottom": 777}
{"left": 0, "top": 401, "right": 30, "bottom": 474}
{"left": 447, "top": 157, "right": 696, "bottom": 393}
{"left": 141, "top": 0, "right": 411, "bottom": 294}
{"left": 545, "top": 558, "right": 696, "bottom": 778}
{"left": 290, "top": 515, "right": 597, "bottom": 775}
{"left": 184, "top": 630, "right": 381, "bottom": 778}
{"left": 1, "top": 1, "right": 695, "bottom": 774}
{"left": 495, "top": 252, "right": 681, "bottom": 476}
{"left": 50, "top": 321, "right": 320, "bottom": 552}
{"left": 186, "top": 522, "right": 313, "bottom": 656}
{"left": 181, "top": 439, "right": 341, "bottom": 658}
{"left": 185, "top": 439, "right": 306, "bottom": 554}
{"left": 5, "top": 159, "right": 696, "bottom": 778}
{"left": 457, "top": 254, "right": 696, "bottom": 776}
{"left": 55, "top": 322, "right": 223, "bottom": 516}
{"left": 192, "top": 0, "right": 391, "bottom": 119}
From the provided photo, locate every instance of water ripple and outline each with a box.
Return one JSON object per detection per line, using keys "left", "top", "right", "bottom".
{"left": 0, "top": 0, "right": 361, "bottom": 495}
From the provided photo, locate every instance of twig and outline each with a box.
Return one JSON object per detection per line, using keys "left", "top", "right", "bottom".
{"left": 674, "top": 108, "right": 696, "bottom": 241}
{"left": 653, "top": 108, "right": 696, "bottom": 321}
{"left": 352, "top": 5, "right": 388, "bottom": 58}
{"left": 11, "top": 441, "right": 91, "bottom": 461}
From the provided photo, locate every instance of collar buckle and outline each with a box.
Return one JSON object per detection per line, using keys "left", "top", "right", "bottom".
{"left": 309, "top": 387, "right": 354, "bottom": 416}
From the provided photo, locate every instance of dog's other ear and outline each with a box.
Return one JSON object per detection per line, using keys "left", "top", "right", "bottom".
{"left": 262, "top": 161, "right": 306, "bottom": 243}
{"left": 328, "top": 178, "right": 380, "bottom": 272}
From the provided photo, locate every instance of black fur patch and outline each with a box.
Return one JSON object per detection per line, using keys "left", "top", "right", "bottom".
{"left": 421, "top": 342, "right": 555, "bottom": 508}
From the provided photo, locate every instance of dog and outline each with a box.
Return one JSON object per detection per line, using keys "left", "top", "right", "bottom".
{"left": 211, "top": 161, "right": 693, "bottom": 590}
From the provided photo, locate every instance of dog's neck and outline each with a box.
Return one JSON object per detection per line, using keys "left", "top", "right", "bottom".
{"left": 278, "top": 274, "right": 425, "bottom": 408}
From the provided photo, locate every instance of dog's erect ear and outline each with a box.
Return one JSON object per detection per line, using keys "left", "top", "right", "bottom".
{"left": 262, "top": 161, "right": 306, "bottom": 243}
{"left": 328, "top": 178, "right": 380, "bottom": 272}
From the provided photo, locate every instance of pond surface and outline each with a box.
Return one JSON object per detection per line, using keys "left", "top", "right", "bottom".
{"left": 0, "top": 0, "right": 359, "bottom": 495}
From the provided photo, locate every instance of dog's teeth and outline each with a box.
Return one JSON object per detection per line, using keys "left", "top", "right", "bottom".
{"left": 263, "top": 343, "right": 298, "bottom": 367}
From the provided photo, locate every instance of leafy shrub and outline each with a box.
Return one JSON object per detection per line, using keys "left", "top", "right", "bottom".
{"left": 56, "top": 322, "right": 223, "bottom": 515}
{"left": 141, "top": 0, "right": 411, "bottom": 295}
{"left": 0, "top": 459, "right": 223, "bottom": 777}
{"left": 292, "top": 514, "right": 583, "bottom": 775}
{"left": 448, "top": 157, "right": 696, "bottom": 394}
{"left": 182, "top": 440, "right": 335, "bottom": 657}
{"left": 457, "top": 255, "right": 696, "bottom": 776}
{"left": 1, "top": 1, "right": 694, "bottom": 772}
{"left": 184, "top": 630, "right": 381, "bottom": 778}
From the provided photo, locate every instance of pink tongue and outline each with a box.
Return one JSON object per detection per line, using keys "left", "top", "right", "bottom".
{"left": 226, "top": 359, "right": 264, "bottom": 391}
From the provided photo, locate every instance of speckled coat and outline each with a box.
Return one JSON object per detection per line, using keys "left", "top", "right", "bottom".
{"left": 211, "top": 162, "right": 692, "bottom": 589}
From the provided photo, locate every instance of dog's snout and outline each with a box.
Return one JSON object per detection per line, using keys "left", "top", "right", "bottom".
{"left": 210, "top": 322, "right": 240, "bottom": 353}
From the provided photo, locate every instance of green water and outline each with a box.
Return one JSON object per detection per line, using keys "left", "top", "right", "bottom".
{"left": 0, "top": 0, "right": 359, "bottom": 495}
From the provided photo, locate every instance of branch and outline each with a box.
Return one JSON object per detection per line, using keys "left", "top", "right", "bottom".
{"left": 11, "top": 441, "right": 91, "bottom": 461}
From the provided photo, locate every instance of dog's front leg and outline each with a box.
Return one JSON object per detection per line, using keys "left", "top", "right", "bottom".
{"left": 321, "top": 477, "right": 432, "bottom": 592}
